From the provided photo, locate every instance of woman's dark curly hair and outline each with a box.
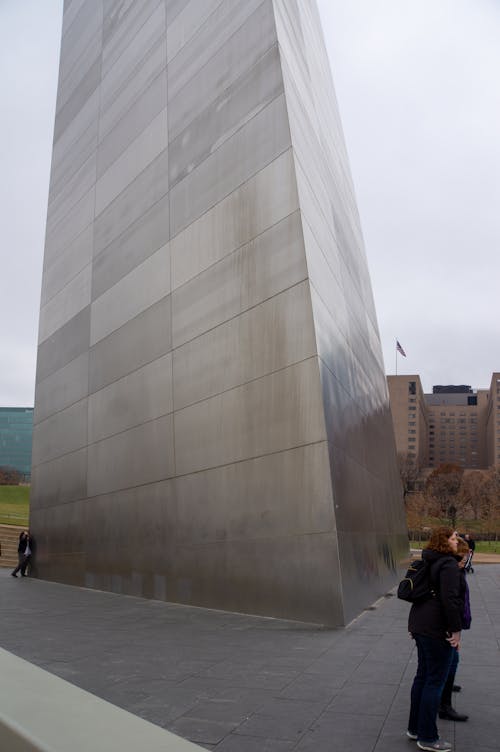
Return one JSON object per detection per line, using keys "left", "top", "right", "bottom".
{"left": 425, "top": 526, "right": 456, "bottom": 554}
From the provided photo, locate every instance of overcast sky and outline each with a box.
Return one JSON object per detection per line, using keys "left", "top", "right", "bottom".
{"left": 1, "top": 0, "right": 499, "bottom": 407}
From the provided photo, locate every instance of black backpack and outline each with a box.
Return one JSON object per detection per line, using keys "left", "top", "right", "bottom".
{"left": 397, "top": 558, "right": 443, "bottom": 603}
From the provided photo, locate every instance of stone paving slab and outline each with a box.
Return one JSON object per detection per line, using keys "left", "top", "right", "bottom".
{"left": 1, "top": 565, "right": 499, "bottom": 751}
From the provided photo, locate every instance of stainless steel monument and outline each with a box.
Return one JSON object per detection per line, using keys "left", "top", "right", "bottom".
{"left": 31, "top": 0, "right": 408, "bottom": 625}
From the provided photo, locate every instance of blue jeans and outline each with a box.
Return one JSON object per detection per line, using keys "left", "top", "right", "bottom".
{"left": 441, "top": 647, "right": 459, "bottom": 707}
{"left": 408, "top": 633, "right": 455, "bottom": 742}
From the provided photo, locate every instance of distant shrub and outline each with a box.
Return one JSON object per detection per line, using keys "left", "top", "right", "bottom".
{"left": 0, "top": 466, "right": 22, "bottom": 485}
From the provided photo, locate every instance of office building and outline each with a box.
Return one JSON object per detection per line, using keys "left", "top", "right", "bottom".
{"left": 485, "top": 372, "right": 500, "bottom": 466}
{"left": 388, "top": 374, "right": 500, "bottom": 470}
{"left": 387, "top": 375, "right": 428, "bottom": 469}
{"left": 0, "top": 407, "right": 34, "bottom": 482}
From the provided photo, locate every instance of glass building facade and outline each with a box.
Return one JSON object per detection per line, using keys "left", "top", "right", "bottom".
{"left": 0, "top": 407, "right": 34, "bottom": 481}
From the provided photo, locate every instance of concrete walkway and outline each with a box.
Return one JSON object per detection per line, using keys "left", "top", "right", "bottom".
{"left": 0, "top": 566, "right": 499, "bottom": 752}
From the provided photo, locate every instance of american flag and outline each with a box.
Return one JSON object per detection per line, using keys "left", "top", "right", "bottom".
{"left": 396, "top": 340, "right": 406, "bottom": 357}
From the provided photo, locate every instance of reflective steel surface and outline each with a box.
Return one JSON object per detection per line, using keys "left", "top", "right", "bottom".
{"left": 31, "top": 0, "right": 407, "bottom": 626}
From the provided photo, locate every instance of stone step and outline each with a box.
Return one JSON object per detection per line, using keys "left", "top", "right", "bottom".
{"left": 0, "top": 524, "right": 24, "bottom": 569}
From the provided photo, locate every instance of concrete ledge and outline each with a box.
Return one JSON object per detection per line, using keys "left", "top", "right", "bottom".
{"left": 0, "top": 648, "right": 203, "bottom": 752}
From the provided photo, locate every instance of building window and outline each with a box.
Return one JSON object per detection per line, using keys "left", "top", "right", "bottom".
{"left": 409, "top": 381, "right": 416, "bottom": 395}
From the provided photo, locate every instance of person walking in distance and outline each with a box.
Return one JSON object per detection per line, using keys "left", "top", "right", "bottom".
{"left": 11, "top": 529, "right": 33, "bottom": 577}
{"left": 464, "top": 534, "right": 475, "bottom": 553}
{"left": 464, "top": 534, "right": 475, "bottom": 573}
{"left": 407, "top": 527, "right": 463, "bottom": 752}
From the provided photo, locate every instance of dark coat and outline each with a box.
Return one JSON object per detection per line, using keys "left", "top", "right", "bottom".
{"left": 408, "top": 548, "right": 463, "bottom": 640}
{"left": 17, "top": 533, "right": 32, "bottom": 555}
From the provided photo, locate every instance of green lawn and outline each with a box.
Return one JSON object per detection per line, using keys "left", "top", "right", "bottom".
{"left": 473, "top": 540, "right": 500, "bottom": 554}
{"left": 0, "top": 485, "right": 29, "bottom": 526}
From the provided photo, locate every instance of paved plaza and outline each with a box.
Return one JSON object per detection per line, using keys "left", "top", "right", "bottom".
{"left": 1, "top": 565, "right": 498, "bottom": 751}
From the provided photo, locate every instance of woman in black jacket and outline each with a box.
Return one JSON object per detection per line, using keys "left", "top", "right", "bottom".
{"left": 407, "top": 527, "right": 463, "bottom": 752}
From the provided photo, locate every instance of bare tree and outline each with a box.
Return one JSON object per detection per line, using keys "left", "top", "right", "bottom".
{"left": 458, "top": 470, "right": 489, "bottom": 520}
{"left": 481, "top": 467, "right": 500, "bottom": 538}
{"left": 405, "top": 492, "right": 428, "bottom": 536}
{"left": 426, "top": 463, "right": 464, "bottom": 525}
{"left": 398, "top": 452, "right": 420, "bottom": 504}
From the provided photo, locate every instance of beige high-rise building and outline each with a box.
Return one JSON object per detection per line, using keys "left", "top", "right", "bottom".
{"left": 426, "top": 386, "right": 487, "bottom": 469}
{"left": 387, "top": 375, "right": 428, "bottom": 468}
{"left": 485, "top": 372, "right": 500, "bottom": 466}
{"left": 388, "top": 374, "right": 500, "bottom": 470}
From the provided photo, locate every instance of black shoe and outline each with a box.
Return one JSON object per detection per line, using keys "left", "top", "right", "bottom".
{"left": 21, "top": 573, "right": 27, "bottom": 577}
{"left": 439, "top": 705, "right": 468, "bottom": 722}
{"left": 11, "top": 572, "right": 18, "bottom": 577}
{"left": 452, "top": 685, "right": 461, "bottom": 693}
